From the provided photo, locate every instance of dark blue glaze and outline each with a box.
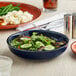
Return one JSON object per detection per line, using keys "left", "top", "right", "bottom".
{"left": 7, "top": 30, "right": 69, "bottom": 60}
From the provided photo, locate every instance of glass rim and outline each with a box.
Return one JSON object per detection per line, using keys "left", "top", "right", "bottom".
{"left": 0, "top": 55, "right": 13, "bottom": 68}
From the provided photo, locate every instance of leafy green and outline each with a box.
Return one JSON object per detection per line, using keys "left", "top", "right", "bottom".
{"left": 20, "top": 38, "right": 31, "bottom": 44}
{"left": 35, "top": 41, "right": 45, "bottom": 49}
{"left": 0, "top": 4, "right": 20, "bottom": 16}
{"left": 10, "top": 39, "right": 22, "bottom": 48}
{"left": 10, "top": 32, "right": 65, "bottom": 51}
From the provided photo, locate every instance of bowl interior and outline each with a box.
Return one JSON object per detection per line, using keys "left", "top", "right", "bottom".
{"left": 7, "top": 30, "right": 69, "bottom": 49}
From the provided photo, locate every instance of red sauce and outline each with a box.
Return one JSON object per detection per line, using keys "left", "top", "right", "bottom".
{"left": 0, "top": 18, "right": 4, "bottom": 25}
{"left": 43, "top": 0, "right": 57, "bottom": 9}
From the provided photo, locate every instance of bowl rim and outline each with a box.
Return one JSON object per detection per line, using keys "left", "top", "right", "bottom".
{"left": 7, "top": 30, "right": 69, "bottom": 53}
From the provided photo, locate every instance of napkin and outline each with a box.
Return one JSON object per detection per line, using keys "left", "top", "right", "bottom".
{"left": 17, "top": 12, "right": 66, "bottom": 33}
{"left": 39, "top": 18, "right": 64, "bottom": 33}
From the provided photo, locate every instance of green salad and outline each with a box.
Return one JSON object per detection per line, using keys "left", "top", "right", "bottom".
{"left": 10, "top": 32, "right": 66, "bottom": 51}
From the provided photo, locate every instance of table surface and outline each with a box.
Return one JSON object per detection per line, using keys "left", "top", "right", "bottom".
{"left": 0, "top": 0, "right": 76, "bottom": 76}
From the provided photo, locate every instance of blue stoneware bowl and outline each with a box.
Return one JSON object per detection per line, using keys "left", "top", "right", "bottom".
{"left": 7, "top": 30, "right": 69, "bottom": 60}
